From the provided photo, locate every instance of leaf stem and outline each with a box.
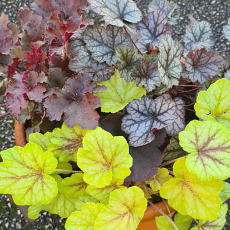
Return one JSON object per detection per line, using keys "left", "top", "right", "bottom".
{"left": 123, "top": 26, "right": 143, "bottom": 56}
{"left": 218, "top": 48, "right": 230, "bottom": 54}
{"left": 185, "top": 107, "right": 195, "bottom": 112}
{"left": 185, "top": 102, "right": 195, "bottom": 107}
{"left": 147, "top": 199, "right": 179, "bottom": 230}
{"left": 54, "top": 169, "right": 83, "bottom": 173}
{"left": 159, "top": 157, "right": 187, "bottom": 167}
{"left": 0, "top": 112, "right": 11, "bottom": 118}
{"left": 0, "top": 104, "right": 6, "bottom": 107}
{"left": 176, "top": 87, "right": 201, "bottom": 94}
{"left": 193, "top": 218, "right": 199, "bottom": 224}
{"left": 162, "top": 198, "right": 172, "bottom": 219}
{"left": 168, "top": 170, "right": 174, "bottom": 176}
{"left": 177, "top": 85, "right": 201, "bottom": 88}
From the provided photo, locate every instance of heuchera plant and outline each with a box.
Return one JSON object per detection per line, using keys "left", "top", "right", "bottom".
{"left": 1, "top": 0, "right": 230, "bottom": 229}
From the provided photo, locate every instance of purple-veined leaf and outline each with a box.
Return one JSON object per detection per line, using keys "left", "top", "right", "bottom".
{"left": 139, "top": 9, "right": 172, "bottom": 47}
{"left": 165, "top": 97, "right": 185, "bottom": 136}
{"left": 44, "top": 74, "right": 105, "bottom": 129}
{"left": 125, "top": 142, "right": 162, "bottom": 182}
{"left": 149, "top": 0, "right": 177, "bottom": 18}
{"left": 184, "top": 21, "right": 213, "bottom": 50}
{"left": 69, "top": 57, "right": 114, "bottom": 82}
{"left": 87, "top": 0, "right": 142, "bottom": 31}
{"left": 121, "top": 95, "right": 177, "bottom": 147}
{"left": 115, "top": 46, "right": 141, "bottom": 81}
{"left": 135, "top": 34, "right": 152, "bottom": 53}
{"left": 158, "top": 34, "right": 183, "bottom": 88}
{"left": 223, "top": 19, "right": 230, "bottom": 42}
{"left": 83, "top": 25, "right": 130, "bottom": 65}
{"left": 183, "top": 40, "right": 210, "bottom": 57}
{"left": 130, "top": 58, "right": 161, "bottom": 92}
{"left": 184, "top": 48, "right": 224, "bottom": 84}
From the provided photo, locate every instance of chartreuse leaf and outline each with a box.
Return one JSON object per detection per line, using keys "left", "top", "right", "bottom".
{"left": 219, "top": 182, "right": 230, "bottom": 203}
{"left": 194, "top": 78, "right": 230, "bottom": 129}
{"left": 156, "top": 213, "right": 192, "bottom": 230}
{"left": 0, "top": 143, "right": 58, "bottom": 205}
{"left": 48, "top": 122, "right": 88, "bottom": 162}
{"left": 65, "top": 202, "right": 105, "bottom": 230}
{"left": 29, "top": 132, "right": 51, "bottom": 151}
{"left": 28, "top": 175, "right": 76, "bottom": 219}
{"left": 75, "top": 194, "right": 99, "bottom": 211}
{"left": 160, "top": 157, "right": 223, "bottom": 220}
{"left": 94, "top": 70, "right": 146, "bottom": 113}
{"left": 179, "top": 120, "right": 230, "bottom": 181}
{"left": 94, "top": 186, "right": 147, "bottom": 230}
{"left": 86, "top": 178, "right": 124, "bottom": 204}
{"left": 191, "top": 204, "right": 228, "bottom": 230}
{"left": 58, "top": 173, "right": 87, "bottom": 198}
{"left": 77, "top": 127, "right": 132, "bottom": 188}
{"left": 147, "top": 168, "right": 172, "bottom": 191}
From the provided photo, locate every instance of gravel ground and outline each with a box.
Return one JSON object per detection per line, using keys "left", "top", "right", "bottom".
{"left": 1, "top": 0, "right": 230, "bottom": 229}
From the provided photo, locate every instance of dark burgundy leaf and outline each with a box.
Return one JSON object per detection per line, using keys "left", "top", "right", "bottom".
{"left": 184, "top": 48, "right": 224, "bottom": 83}
{"left": 0, "top": 25, "right": 15, "bottom": 54}
{"left": 47, "top": 68, "right": 67, "bottom": 88}
{"left": 44, "top": 74, "right": 105, "bottom": 129}
{"left": 125, "top": 143, "right": 163, "bottom": 182}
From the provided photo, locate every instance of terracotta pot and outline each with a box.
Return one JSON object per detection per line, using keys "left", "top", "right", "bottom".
{"left": 14, "top": 120, "right": 175, "bottom": 228}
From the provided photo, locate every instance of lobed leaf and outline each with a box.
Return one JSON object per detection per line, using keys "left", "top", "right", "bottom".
{"left": 160, "top": 157, "right": 223, "bottom": 220}
{"left": 139, "top": 9, "right": 172, "bottom": 47}
{"left": 75, "top": 194, "right": 99, "bottom": 211}
{"left": 121, "top": 95, "right": 177, "bottom": 147}
{"left": 219, "top": 182, "right": 230, "bottom": 204}
{"left": 158, "top": 34, "right": 183, "bottom": 88}
{"left": 130, "top": 58, "right": 161, "bottom": 92}
{"left": 180, "top": 120, "right": 230, "bottom": 181}
{"left": 83, "top": 25, "right": 130, "bottom": 65}
{"left": 87, "top": 0, "right": 142, "bottom": 31}
{"left": 125, "top": 142, "right": 162, "bottom": 182}
{"left": 184, "top": 48, "right": 224, "bottom": 84}
{"left": 147, "top": 168, "right": 172, "bottom": 191}
{"left": 194, "top": 78, "right": 230, "bottom": 129}
{"left": 86, "top": 178, "right": 124, "bottom": 204}
{"left": 48, "top": 122, "right": 88, "bottom": 162}
{"left": 190, "top": 204, "right": 228, "bottom": 230}
{"left": 29, "top": 132, "right": 51, "bottom": 151}
{"left": 94, "top": 186, "right": 147, "bottom": 230}
{"left": 0, "top": 144, "right": 58, "bottom": 205}
{"left": 183, "top": 40, "right": 210, "bottom": 57}
{"left": 94, "top": 69, "right": 146, "bottom": 113}
{"left": 77, "top": 127, "right": 132, "bottom": 188}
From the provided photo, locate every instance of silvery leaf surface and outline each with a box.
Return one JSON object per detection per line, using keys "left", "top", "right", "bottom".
{"left": 69, "top": 58, "right": 114, "bottom": 82}
{"left": 168, "top": 10, "right": 180, "bottom": 25}
{"left": 121, "top": 95, "right": 177, "bottom": 147}
{"left": 83, "top": 25, "right": 131, "bottom": 65}
{"left": 225, "top": 70, "right": 230, "bottom": 81}
{"left": 149, "top": 0, "right": 177, "bottom": 18}
{"left": 223, "top": 19, "right": 230, "bottom": 42}
{"left": 115, "top": 46, "right": 141, "bottom": 81}
{"left": 165, "top": 98, "right": 185, "bottom": 136}
{"left": 139, "top": 9, "right": 170, "bottom": 46}
{"left": 183, "top": 40, "right": 210, "bottom": 57}
{"left": 184, "top": 21, "right": 212, "bottom": 44}
{"left": 158, "top": 34, "right": 183, "bottom": 88}
{"left": 130, "top": 58, "right": 161, "bottom": 92}
{"left": 184, "top": 48, "right": 224, "bottom": 84}
{"left": 87, "top": 0, "right": 142, "bottom": 31}
{"left": 135, "top": 35, "right": 152, "bottom": 53}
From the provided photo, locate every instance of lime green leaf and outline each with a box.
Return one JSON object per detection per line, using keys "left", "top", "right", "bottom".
{"left": 156, "top": 216, "right": 174, "bottom": 230}
{"left": 0, "top": 143, "right": 58, "bottom": 205}
{"left": 75, "top": 194, "right": 99, "bottom": 211}
{"left": 194, "top": 78, "right": 230, "bottom": 129}
{"left": 65, "top": 202, "right": 105, "bottom": 230}
{"left": 29, "top": 132, "right": 51, "bottom": 151}
{"left": 28, "top": 175, "right": 76, "bottom": 219}
{"left": 94, "top": 69, "right": 146, "bottom": 113}
{"left": 94, "top": 186, "right": 147, "bottom": 230}
{"left": 191, "top": 204, "right": 228, "bottom": 230}
{"left": 156, "top": 213, "right": 193, "bottom": 230}
{"left": 179, "top": 120, "right": 230, "bottom": 181}
{"left": 174, "top": 213, "right": 193, "bottom": 230}
{"left": 77, "top": 127, "right": 132, "bottom": 188}
{"left": 52, "top": 162, "right": 72, "bottom": 174}
{"left": 48, "top": 122, "right": 88, "bottom": 162}
{"left": 160, "top": 157, "right": 223, "bottom": 220}
{"left": 147, "top": 168, "right": 172, "bottom": 191}
{"left": 219, "top": 182, "right": 230, "bottom": 203}
{"left": 58, "top": 173, "right": 87, "bottom": 198}
{"left": 86, "top": 178, "right": 124, "bottom": 204}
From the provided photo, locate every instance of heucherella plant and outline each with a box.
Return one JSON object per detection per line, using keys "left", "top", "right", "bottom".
{"left": 1, "top": 0, "right": 230, "bottom": 229}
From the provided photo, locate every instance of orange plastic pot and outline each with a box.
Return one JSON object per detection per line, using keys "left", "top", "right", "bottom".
{"left": 14, "top": 120, "right": 175, "bottom": 228}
